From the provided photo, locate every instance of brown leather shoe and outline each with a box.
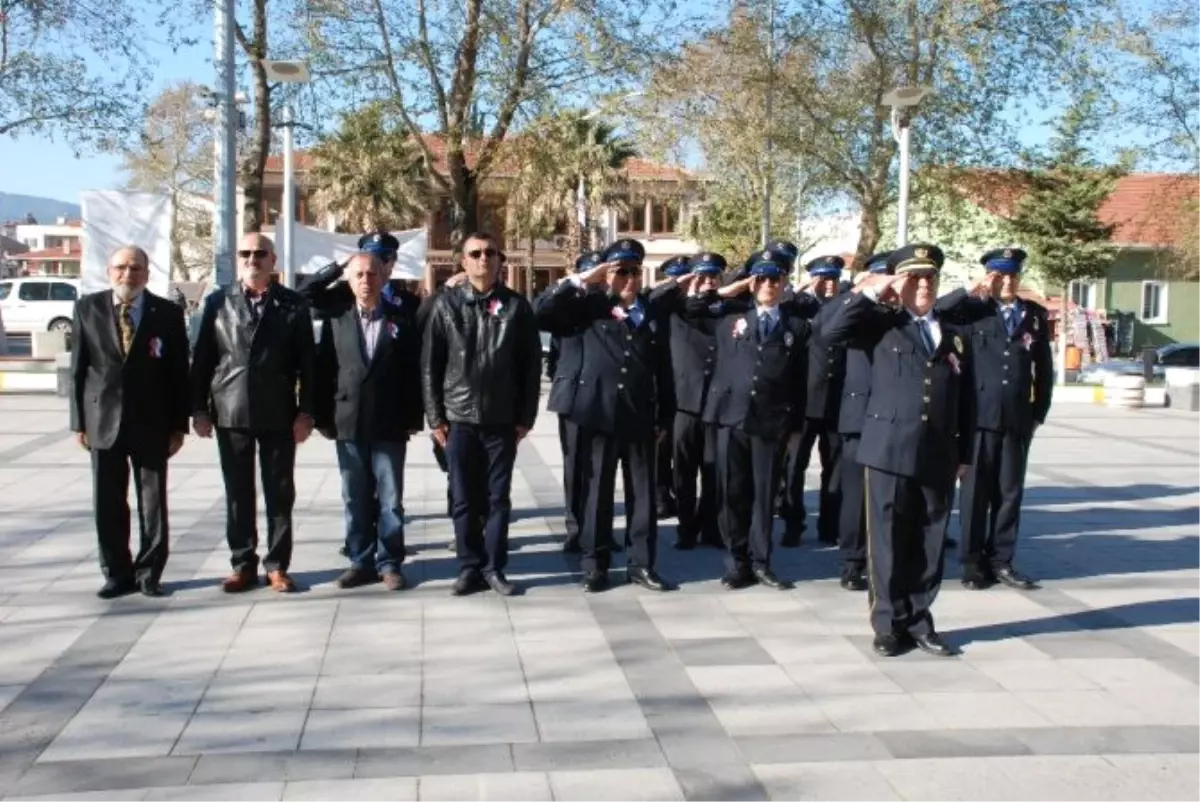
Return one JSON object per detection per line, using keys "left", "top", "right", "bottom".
{"left": 266, "top": 570, "right": 296, "bottom": 593}
{"left": 221, "top": 570, "right": 257, "bottom": 593}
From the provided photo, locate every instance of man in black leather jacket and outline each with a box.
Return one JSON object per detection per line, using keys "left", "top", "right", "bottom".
{"left": 422, "top": 231, "right": 541, "bottom": 596}
{"left": 190, "top": 233, "right": 315, "bottom": 594}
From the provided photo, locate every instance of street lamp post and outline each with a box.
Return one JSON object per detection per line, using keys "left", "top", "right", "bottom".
{"left": 882, "top": 86, "right": 932, "bottom": 248}
{"left": 262, "top": 59, "right": 311, "bottom": 289}
{"left": 212, "top": 0, "right": 238, "bottom": 289}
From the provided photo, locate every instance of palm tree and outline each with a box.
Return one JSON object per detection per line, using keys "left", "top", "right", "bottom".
{"left": 308, "top": 103, "right": 431, "bottom": 232}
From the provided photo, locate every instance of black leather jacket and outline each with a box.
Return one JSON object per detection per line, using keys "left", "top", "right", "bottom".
{"left": 421, "top": 282, "right": 542, "bottom": 429}
{"left": 190, "top": 283, "right": 316, "bottom": 431}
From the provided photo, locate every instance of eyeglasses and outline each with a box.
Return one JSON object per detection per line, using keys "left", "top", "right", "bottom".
{"left": 466, "top": 248, "right": 498, "bottom": 259}
{"left": 613, "top": 267, "right": 635, "bottom": 278}
{"left": 238, "top": 249, "right": 269, "bottom": 259}
{"left": 757, "top": 276, "right": 782, "bottom": 284}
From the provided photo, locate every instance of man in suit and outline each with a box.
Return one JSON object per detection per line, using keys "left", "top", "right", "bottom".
{"left": 299, "top": 232, "right": 420, "bottom": 325}
{"left": 648, "top": 252, "right": 726, "bottom": 550}
{"left": 937, "top": 248, "right": 1053, "bottom": 590}
{"left": 830, "top": 251, "right": 892, "bottom": 591}
{"left": 423, "top": 231, "right": 541, "bottom": 596}
{"left": 544, "top": 251, "right": 605, "bottom": 553}
{"left": 70, "top": 246, "right": 190, "bottom": 598}
{"left": 316, "top": 252, "right": 424, "bottom": 591}
{"left": 190, "top": 232, "right": 316, "bottom": 593}
{"left": 534, "top": 239, "right": 675, "bottom": 593}
{"left": 780, "top": 255, "right": 848, "bottom": 547}
{"left": 824, "top": 244, "right": 974, "bottom": 657}
{"left": 682, "top": 251, "right": 810, "bottom": 590}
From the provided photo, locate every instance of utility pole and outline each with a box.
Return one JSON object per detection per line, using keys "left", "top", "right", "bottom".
{"left": 212, "top": 0, "right": 238, "bottom": 288}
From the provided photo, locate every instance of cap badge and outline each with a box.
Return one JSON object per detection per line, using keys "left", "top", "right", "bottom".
{"left": 1003, "top": 248, "right": 1013, "bottom": 258}
{"left": 953, "top": 335, "right": 963, "bottom": 354}
{"left": 784, "top": 331, "right": 794, "bottom": 347}
{"left": 915, "top": 247, "right": 928, "bottom": 259}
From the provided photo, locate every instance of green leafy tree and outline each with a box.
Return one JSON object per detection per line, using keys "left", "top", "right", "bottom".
{"left": 307, "top": 103, "right": 431, "bottom": 232}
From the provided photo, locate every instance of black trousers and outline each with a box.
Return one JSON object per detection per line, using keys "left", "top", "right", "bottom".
{"left": 91, "top": 434, "right": 170, "bottom": 584}
{"left": 716, "top": 426, "right": 786, "bottom": 571}
{"left": 959, "top": 428, "right": 1032, "bottom": 573}
{"left": 216, "top": 427, "right": 296, "bottom": 574}
{"left": 558, "top": 414, "right": 580, "bottom": 540}
{"left": 781, "top": 417, "right": 842, "bottom": 540}
{"left": 865, "top": 466, "right": 951, "bottom": 638}
{"left": 656, "top": 432, "right": 675, "bottom": 506}
{"left": 838, "top": 434, "right": 866, "bottom": 571}
{"left": 672, "top": 411, "right": 719, "bottom": 545}
{"left": 445, "top": 423, "right": 517, "bottom": 574}
{"left": 569, "top": 420, "right": 657, "bottom": 574}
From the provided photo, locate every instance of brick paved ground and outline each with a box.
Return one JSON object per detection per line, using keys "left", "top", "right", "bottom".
{"left": 0, "top": 394, "right": 1195, "bottom": 800}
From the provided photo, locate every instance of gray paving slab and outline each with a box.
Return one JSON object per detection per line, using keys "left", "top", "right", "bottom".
{"left": 0, "top": 396, "right": 1195, "bottom": 800}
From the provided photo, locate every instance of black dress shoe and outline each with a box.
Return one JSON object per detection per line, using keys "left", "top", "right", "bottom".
{"left": 336, "top": 566, "right": 378, "bottom": 589}
{"left": 97, "top": 578, "right": 136, "bottom": 599}
{"left": 840, "top": 571, "right": 868, "bottom": 592}
{"left": 720, "top": 567, "right": 755, "bottom": 590}
{"left": 961, "top": 574, "right": 993, "bottom": 591}
{"left": 656, "top": 500, "right": 677, "bottom": 520}
{"left": 138, "top": 579, "right": 165, "bottom": 597}
{"left": 451, "top": 570, "right": 485, "bottom": 596}
{"left": 484, "top": 571, "right": 516, "bottom": 596}
{"left": 912, "top": 632, "right": 956, "bottom": 657}
{"left": 872, "top": 633, "right": 908, "bottom": 657}
{"left": 581, "top": 570, "right": 609, "bottom": 593}
{"left": 562, "top": 537, "right": 582, "bottom": 554}
{"left": 994, "top": 566, "right": 1038, "bottom": 590}
{"left": 628, "top": 567, "right": 673, "bottom": 592}
{"left": 752, "top": 566, "right": 794, "bottom": 590}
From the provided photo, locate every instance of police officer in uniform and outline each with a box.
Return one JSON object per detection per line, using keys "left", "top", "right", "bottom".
{"left": 686, "top": 251, "right": 810, "bottom": 590}
{"left": 781, "top": 255, "right": 847, "bottom": 546}
{"left": 545, "top": 250, "right": 605, "bottom": 553}
{"left": 824, "top": 244, "right": 974, "bottom": 657}
{"left": 534, "top": 239, "right": 674, "bottom": 593}
{"left": 937, "top": 248, "right": 1052, "bottom": 590}
{"left": 649, "top": 252, "right": 726, "bottom": 549}
{"left": 829, "top": 251, "right": 891, "bottom": 590}
{"left": 654, "top": 256, "right": 692, "bottom": 520}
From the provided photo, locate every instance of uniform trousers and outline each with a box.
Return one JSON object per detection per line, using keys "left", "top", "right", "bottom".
{"left": 837, "top": 433, "right": 866, "bottom": 572}
{"left": 91, "top": 430, "right": 170, "bottom": 584}
{"left": 216, "top": 427, "right": 296, "bottom": 574}
{"left": 781, "top": 417, "right": 842, "bottom": 540}
{"left": 655, "top": 435, "right": 675, "bottom": 508}
{"left": 672, "top": 410, "right": 720, "bottom": 545}
{"left": 567, "top": 420, "right": 657, "bottom": 575}
{"left": 958, "top": 428, "right": 1032, "bottom": 573}
{"left": 715, "top": 426, "right": 786, "bottom": 571}
{"left": 445, "top": 423, "right": 517, "bottom": 574}
{"left": 558, "top": 414, "right": 581, "bottom": 541}
{"left": 865, "top": 466, "right": 951, "bottom": 638}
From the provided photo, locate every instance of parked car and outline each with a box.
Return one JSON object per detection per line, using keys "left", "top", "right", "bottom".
{"left": 0, "top": 278, "right": 80, "bottom": 337}
{"left": 1077, "top": 342, "right": 1199, "bottom": 384}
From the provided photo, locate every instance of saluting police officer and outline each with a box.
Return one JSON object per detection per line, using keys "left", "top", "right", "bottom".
{"left": 545, "top": 250, "right": 605, "bottom": 553}
{"left": 823, "top": 244, "right": 975, "bottom": 657}
{"left": 828, "top": 251, "right": 891, "bottom": 590}
{"left": 684, "top": 250, "right": 810, "bottom": 590}
{"left": 653, "top": 256, "right": 692, "bottom": 521}
{"left": 937, "top": 248, "right": 1052, "bottom": 590}
{"left": 534, "top": 239, "right": 675, "bottom": 593}
{"left": 649, "top": 252, "right": 727, "bottom": 550}
{"left": 781, "top": 255, "right": 847, "bottom": 547}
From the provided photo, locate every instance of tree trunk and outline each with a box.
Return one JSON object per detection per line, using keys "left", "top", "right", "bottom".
{"left": 852, "top": 199, "right": 883, "bottom": 272}
{"left": 447, "top": 155, "right": 479, "bottom": 249}
{"left": 525, "top": 238, "right": 536, "bottom": 300}
{"left": 564, "top": 210, "right": 582, "bottom": 269}
{"left": 240, "top": 0, "right": 270, "bottom": 233}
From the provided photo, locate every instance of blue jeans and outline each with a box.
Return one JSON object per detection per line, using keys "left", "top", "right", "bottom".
{"left": 446, "top": 423, "right": 517, "bottom": 574}
{"left": 335, "top": 439, "right": 407, "bottom": 573}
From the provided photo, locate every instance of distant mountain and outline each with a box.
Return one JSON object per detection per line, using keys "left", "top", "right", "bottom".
{"left": 0, "top": 192, "right": 81, "bottom": 224}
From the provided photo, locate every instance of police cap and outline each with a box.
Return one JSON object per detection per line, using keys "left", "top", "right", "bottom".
{"left": 980, "top": 247, "right": 1027, "bottom": 274}
{"left": 888, "top": 243, "right": 945, "bottom": 275}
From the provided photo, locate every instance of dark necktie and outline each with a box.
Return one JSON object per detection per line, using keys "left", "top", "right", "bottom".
{"left": 117, "top": 303, "right": 134, "bottom": 355}
{"left": 759, "top": 314, "right": 774, "bottom": 340}
{"left": 916, "top": 318, "right": 935, "bottom": 355}
{"left": 1003, "top": 305, "right": 1017, "bottom": 336}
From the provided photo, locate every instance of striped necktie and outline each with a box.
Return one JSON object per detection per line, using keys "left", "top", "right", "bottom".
{"left": 117, "top": 303, "right": 135, "bottom": 355}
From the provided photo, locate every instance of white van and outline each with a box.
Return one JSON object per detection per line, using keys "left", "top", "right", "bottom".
{"left": 0, "top": 278, "right": 80, "bottom": 336}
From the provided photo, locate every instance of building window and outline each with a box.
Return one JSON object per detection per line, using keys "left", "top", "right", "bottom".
{"left": 616, "top": 198, "right": 645, "bottom": 234}
{"left": 1070, "top": 280, "right": 1101, "bottom": 310}
{"left": 1139, "top": 280, "right": 1168, "bottom": 324}
{"left": 650, "top": 200, "right": 679, "bottom": 235}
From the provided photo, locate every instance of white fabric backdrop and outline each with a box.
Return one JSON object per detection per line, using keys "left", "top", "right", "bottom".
{"left": 80, "top": 191, "right": 173, "bottom": 296}
{"left": 293, "top": 226, "right": 426, "bottom": 280}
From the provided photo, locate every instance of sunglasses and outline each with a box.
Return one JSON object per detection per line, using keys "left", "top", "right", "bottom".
{"left": 613, "top": 267, "right": 636, "bottom": 278}
{"left": 238, "top": 249, "right": 269, "bottom": 259}
{"left": 756, "top": 276, "right": 782, "bottom": 284}
{"left": 466, "top": 248, "right": 499, "bottom": 259}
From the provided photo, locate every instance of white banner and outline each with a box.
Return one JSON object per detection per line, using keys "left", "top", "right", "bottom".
{"left": 80, "top": 191, "right": 173, "bottom": 297}
{"left": 292, "top": 226, "right": 426, "bottom": 281}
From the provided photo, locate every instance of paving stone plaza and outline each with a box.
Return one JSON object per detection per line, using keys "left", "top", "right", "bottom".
{"left": 0, "top": 394, "right": 1195, "bottom": 801}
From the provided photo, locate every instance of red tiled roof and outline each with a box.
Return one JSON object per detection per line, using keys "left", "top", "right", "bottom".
{"left": 266, "top": 134, "right": 694, "bottom": 183}
{"left": 954, "top": 169, "right": 1198, "bottom": 248}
